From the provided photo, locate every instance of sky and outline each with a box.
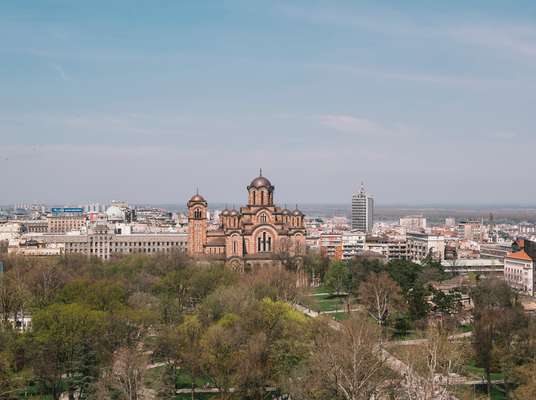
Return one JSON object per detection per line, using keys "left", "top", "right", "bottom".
{"left": 1, "top": 1, "right": 536, "bottom": 206}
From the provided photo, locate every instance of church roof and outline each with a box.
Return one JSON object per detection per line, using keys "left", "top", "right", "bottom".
{"left": 248, "top": 169, "right": 273, "bottom": 190}
{"left": 189, "top": 193, "right": 206, "bottom": 203}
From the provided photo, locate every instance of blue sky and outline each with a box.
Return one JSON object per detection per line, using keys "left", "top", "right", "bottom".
{"left": 1, "top": 1, "right": 536, "bottom": 205}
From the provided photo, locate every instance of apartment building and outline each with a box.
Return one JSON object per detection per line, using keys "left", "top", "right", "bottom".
{"left": 406, "top": 232, "right": 445, "bottom": 263}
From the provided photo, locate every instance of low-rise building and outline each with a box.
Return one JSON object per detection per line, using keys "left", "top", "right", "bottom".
{"left": 504, "top": 250, "right": 534, "bottom": 295}
{"left": 35, "top": 224, "right": 188, "bottom": 260}
{"left": 319, "top": 233, "right": 342, "bottom": 259}
{"left": 341, "top": 231, "right": 366, "bottom": 260}
{"left": 400, "top": 215, "right": 427, "bottom": 232}
{"left": 406, "top": 232, "right": 445, "bottom": 263}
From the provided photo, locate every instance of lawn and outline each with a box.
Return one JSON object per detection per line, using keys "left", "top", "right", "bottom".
{"left": 464, "top": 360, "right": 504, "bottom": 381}
{"left": 454, "top": 384, "right": 506, "bottom": 400}
{"left": 314, "top": 294, "right": 347, "bottom": 312}
{"left": 145, "top": 364, "right": 212, "bottom": 391}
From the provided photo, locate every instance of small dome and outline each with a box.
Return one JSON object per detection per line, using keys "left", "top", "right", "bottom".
{"left": 281, "top": 208, "right": 291, "bottom": 215}
{"left": 189, "top": 194, "right": 206, "bottom": 203}
{"left": 292, "top": 209, "right": 304, "bottom": 216}
{"left": 221, "top": 209, "right": 230, "bottom": 216}
{"left": 230, "top": 209, "right": 239, "bottom": 216}
{"left": 106, "top": 205, "right": 124, "bottom": 221}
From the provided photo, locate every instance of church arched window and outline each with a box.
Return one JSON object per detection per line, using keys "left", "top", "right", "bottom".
{"left": 194, "top": 209, "right": 202, "bottom": 219}
{"left": 257, "top": 231, "right": 272, "bottom": 252}
{"left": 261, "top": 190, "right": 264, "bottom": 205}
{"left": 260, "top": 213, "right": 267, "bottom": 224}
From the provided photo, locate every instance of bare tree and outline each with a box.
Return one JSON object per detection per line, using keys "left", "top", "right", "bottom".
{"left": 359, "top": 271, "right": 405, "bottom": 326}
{"left": 289, "top": 316, "right": 391, "bottom": 400}
{"left": 401, "top": 327, "right": 465, "bottom": 400}
{"left": 111, "top": 346, "right": 147, "bottom": 400}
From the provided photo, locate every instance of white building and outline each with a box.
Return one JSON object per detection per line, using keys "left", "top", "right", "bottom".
{"left": 341, "top": 231, "right": 366, "bottom": 259}
{"left": 400, "top": 215, "right": 427, "bottom": 232}
{"left": 504, "top": 250, "right": 534, "bottom": 296}
{"left": 351, "top": 183, "right": 374, "bottom": 233}
{"left": 34, "top": 224, "right": 188, "bottom": 260}
{"left": 406, "top": 232, "right": 445, "bottom": 263}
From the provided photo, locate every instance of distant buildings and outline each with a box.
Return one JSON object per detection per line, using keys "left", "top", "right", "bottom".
{"left": 38, "top": 224, "right": 187, "bottom": 260}
{"left": 457, "top": 220, "right": 484, "bottom": 242}
{"left": 351, "top": 183, "right": 374, "bottom": 233}
{"left": 341, "top": 231, "right": 366, "bottom": 259}
{"left": 406, "top": 232, "right": 445, "bottom": 263}
{"left": 400, "top": 215, "right": 427, "bottom": 232}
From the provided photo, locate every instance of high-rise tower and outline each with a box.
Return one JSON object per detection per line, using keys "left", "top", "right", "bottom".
{"left": 351, "top": 182, "right": 374, "bottom": 233}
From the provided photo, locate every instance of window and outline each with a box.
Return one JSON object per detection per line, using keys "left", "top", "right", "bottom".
{"left": 194, "top": 209, "right": 202, "bottom": 219}
{"left": 257, "top": 232, "right": 272, "bottom": 252}
{"left": 260, "top": 213, "right": 267, "bottom": 224}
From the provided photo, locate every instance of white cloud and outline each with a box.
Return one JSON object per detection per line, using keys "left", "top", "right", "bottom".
{"left": 318, "top": 114, "right": 415, "bottom": 138}
{"left": 49, "top": 62, "right": 70, "bottom": 81}
{"left": 451, "top": 25, "right": 536, "bottom": 58}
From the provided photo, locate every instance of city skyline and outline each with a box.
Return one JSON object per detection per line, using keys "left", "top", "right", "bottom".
{"left": 2, "top": 1, "right": 536, "bottom": 204}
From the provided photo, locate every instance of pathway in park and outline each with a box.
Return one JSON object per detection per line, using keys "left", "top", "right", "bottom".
{"left": 292, "top": 302, "right": 462, "bottom": 400}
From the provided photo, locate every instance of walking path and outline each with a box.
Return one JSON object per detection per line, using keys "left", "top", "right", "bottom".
{"left": 292, "top": 302, "right": 462, "bottom": 400}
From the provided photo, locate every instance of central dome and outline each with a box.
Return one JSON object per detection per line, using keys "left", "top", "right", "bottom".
{"left": 189, "top": 193, "right": 206, "bottom": 203}
{"left": 249, "top": 175, "right": 272, "bottom": 189}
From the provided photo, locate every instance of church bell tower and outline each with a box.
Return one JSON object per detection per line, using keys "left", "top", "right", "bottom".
{"left": 187, "top": 190, "right": 208, "bottom": 255}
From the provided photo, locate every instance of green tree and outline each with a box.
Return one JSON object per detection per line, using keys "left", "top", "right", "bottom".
{"left": 471, "top": 279, "right": 527, "bottom": 398}
{"left": 31, "top": 303, "right": 109, "bottom": 400}
{"left": 324, "top": 261, "right": 350, "bottom": 295}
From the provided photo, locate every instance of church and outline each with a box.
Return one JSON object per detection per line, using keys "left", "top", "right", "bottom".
{"left": 187, "top": 171, "right": 306, "bottom": 270}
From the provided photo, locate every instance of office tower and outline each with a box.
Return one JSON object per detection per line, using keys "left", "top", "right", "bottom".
{"left": 351, "top": 183, "right": 374, "bottom": 233}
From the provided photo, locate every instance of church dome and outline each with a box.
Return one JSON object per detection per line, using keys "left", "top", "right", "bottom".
{"left": 189, "top": 193, "right": 206, "bottom": 203}
{"left": 281, "top": 208, "right": 291, "bottom": 215}
{"left": 292, "top": 208, "right": 304, "bottom": 216}
{"left": 249, "top": 176, "right": 272, "bottom": 189}
{"left": 221, "top": 209, "right": 230, "bottom": 216}
{"left": 230, "top": 209, "right": 239, "bottom": 216}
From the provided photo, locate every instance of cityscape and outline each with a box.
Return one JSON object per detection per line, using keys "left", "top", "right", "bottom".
{"left": 2, "top": 1, "right": 536, "bottom": 400}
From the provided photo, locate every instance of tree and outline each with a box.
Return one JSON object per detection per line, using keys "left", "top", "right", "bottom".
{"left": 176, "top": 315, "right": 203, "bottom": 400}
{"left": 512, "top": 359, "right": 536, "bottom": 399}
{"left": 0, "top": 270, "right": 27, "bottom": 329}
{"left": 402, "top": 327, "right": 466, "bottom": 400}
{"left": 325, "top": 261, "right": 350, "bottom": 295}
{"left": 430, "top": 287, "right": 463, "bottom": 328}
{"left": 471, "top": 279, "right": 527, "bottom": 398}
{"left": 359, "top": 271, "right": 405, "bottom": 327}
{"left": 31, "top": 303, "right": 109, "bottom": 400}
{"left": 289, "top": 316, "right": 390, "bottom": 400}
{"left": 200, "top": 316, "right": 242, "bottom": 400}
{"left": 111, "top": 346, "right": 147, "bottom": 400}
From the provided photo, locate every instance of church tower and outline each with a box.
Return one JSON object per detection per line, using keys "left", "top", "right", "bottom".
{"left": 187, "top": 191, "right": 208, "bottom": 256}
{"left": 247, "top": 169, "right": 274, "bottom": 207}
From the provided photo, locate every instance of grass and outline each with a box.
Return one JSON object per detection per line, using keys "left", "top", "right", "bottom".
{"left": 454, "top": 384, "right": 506, "bottom": 400}
{"left": 464, "top": 361, "right": 504, "bottom": 381}
{"left": 458, "top": 324, "right": 473, "bottom": 333}
{"left": 175, "top": 395, "right": 218, "bottom": 400}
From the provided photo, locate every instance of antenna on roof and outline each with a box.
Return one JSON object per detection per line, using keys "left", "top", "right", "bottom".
{"left": 360, "top": 181, "right": 365, "bottom": 194}
{"left": 259, "top": 168, "right": 263, "bottom": 176}
{"left": 196, "top": 187, "right": 199, "bottom": 195}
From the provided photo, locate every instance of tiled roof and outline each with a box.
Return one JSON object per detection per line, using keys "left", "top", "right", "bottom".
{"left": 506, "top": 250, "right": 532, "bottom": 262}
